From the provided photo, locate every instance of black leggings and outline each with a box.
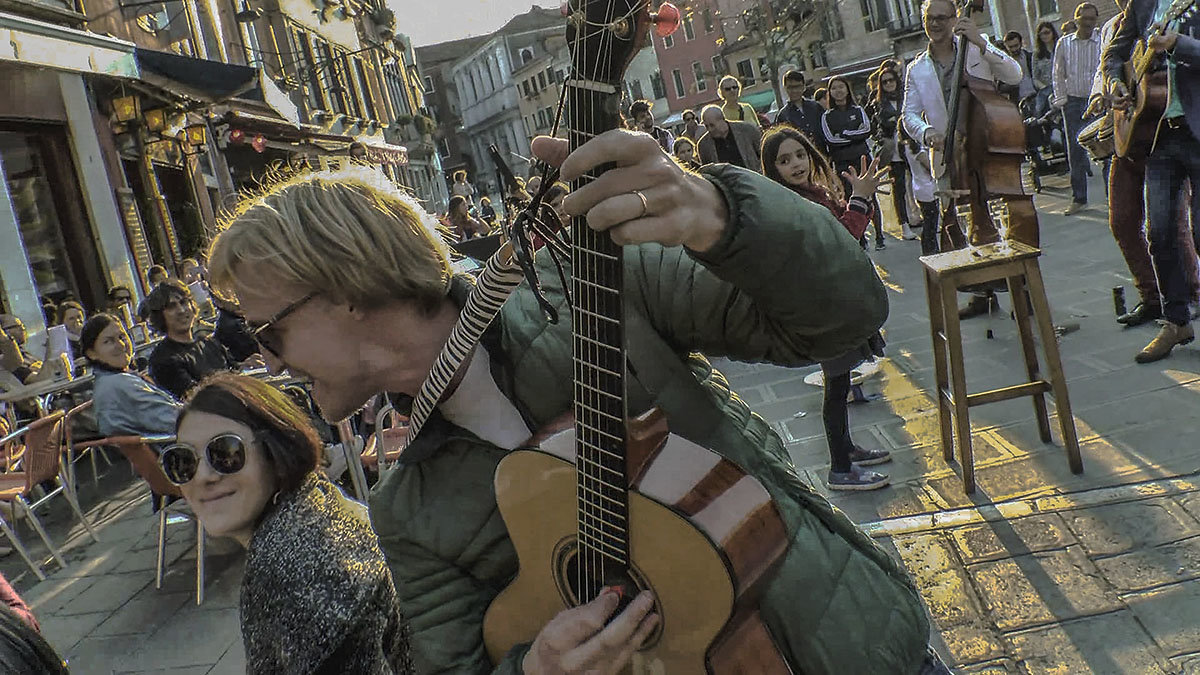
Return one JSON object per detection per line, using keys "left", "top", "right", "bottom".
{"left": 823, "top": 371, "right": 855, "bottom": 473}
{"left": 889, "top": 161, "right": 911, "bottom": 225}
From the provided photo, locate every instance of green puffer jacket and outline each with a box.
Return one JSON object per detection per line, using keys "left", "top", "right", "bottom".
{"left": 369, "top": 164, "right": 931, "bottom": 674}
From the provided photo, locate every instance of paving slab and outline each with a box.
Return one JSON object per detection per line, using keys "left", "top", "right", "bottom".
{"left": 1004, "top": 612, "right": 1172, "bottom": 675}
{"left": 1060, "top": 498, "right": 1200, "bottom": 558}
{"left": 1093, "top": 535, "right": 1200, "bottom": 593}
{"left": 891, "top": 532, "right": 984, "bottom": 629}
{"left": 1124, "top": 581, "right": 1200, "bottom": 658}
{"left": 118, "top": 606, "right": 240, "bottom": 671}
{"left": 948, "top": 513, "right": 1078, "bottom": 564}
{"left": 967, "top": 546, "right": 1121, "bottom": 632}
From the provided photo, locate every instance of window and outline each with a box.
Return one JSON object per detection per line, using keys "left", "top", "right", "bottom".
{"left": 423, "top": 75, "right": 434, "bottom": 93}
{"left": 290, "top": 27, "right": 324, "bottom": 113}
{"left": 860, "top": 0, "right": 889, "bottom": 32}
{"left": 758, "top": 58, "right": 768, "bottom": 81}
{"left": 538, "top": 71, "right": 547, "bottom": 89}
{"left": 664, "top": 33, "right": 674, "bottom": 48}
{"left": 520, "top": 47, "right": 534, "bottom": 64}
{"left": 821, "top": 7, "right": 845, "bottom": 41}
{"left": 650, "top": 71, "right": 666, "bottom": 99}
{"left": 630, "top": 79, "right": 644, "bottom": 100}
{"left": 384, "top": 63, "right": 412, "bottom": 117}
{"left": 691, "top": 61, "right": 707, "bottom": 92}
{"left": 809, "top": 42, "right": 828, "bottom": 69}
{"left": 703, "top": 6, "right": 714, "bottom": 32}
{"left": 712, "top": 55, "right": 723, "bottom": 79}
{"left": 545, "top": 66, "right": 555, "bottom": 85}
{"left": 240, "top": 19, "right": 262, "bottom": 67}
{"left": 555, "top": 69, "right": 566, "bottom": 83}
{"left": 522, "top": 80, "right": 532, "bottom": 97}
{"left": 350, "top": 57, "right": 376, "bottom": 120}
{"left": 736, "top": 59, "right": 755, "bottom": 85}
{"left": 683, "top": 15, "right": 695, "bottom": 40}
{"left": 672, "top": 68, "right": 685, "bottom": 97}
{"left": 1037, "top": 0, "right": 1057, "bottom": 15}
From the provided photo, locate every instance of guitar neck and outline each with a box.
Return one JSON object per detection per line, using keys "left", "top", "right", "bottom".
{"left": 565, "top": 79, "right": 633, "bottom": 586}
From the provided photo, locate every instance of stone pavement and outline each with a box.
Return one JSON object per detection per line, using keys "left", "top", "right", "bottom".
{"left": 4, "top": 170, "right": 1198, "bottom": 673}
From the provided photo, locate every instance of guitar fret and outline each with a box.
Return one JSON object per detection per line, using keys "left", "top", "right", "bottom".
{"left": 576, "top": 531, "right": 626, "bottom": 563}
{"left": 575, "top": 381, "right": 622, "bottom": 402}
{"left": 577, "top": 424, "right": 622, "bottom": 444}
{"left": 572, "top": 358, "right": 622, "bottom": 379}
{"left": 574, "top": 277, "right": 620, "bottom": 294}
{"left": 577, "top": 481, "right": 625, "bottom": 506}
{"left": 574, "top": 334, "right": 621, "bottom": 352}
{"left": 575, "top": 490, "right": 627, "bottom": 522}
{"left": 574, "top": 306, "right": 621, "bottom": 324}
{"left": 577, "top": 453, "right": 624, "bottom": 478}
{"left": 575, "top": 406, "right": 624, "bottom": 425}
{"left": 578, "top": 520, "right": 627, "bottom": 551}
{"left": 575, "top": 248, "right": 619, "bottom": 262}
{"left": 577, "top": 437, "right": 622, "bottom": 460}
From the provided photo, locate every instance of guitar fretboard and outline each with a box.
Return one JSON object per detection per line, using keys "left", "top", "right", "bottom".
{"left": 566, "top": 80, "right": 631, "bottom": 600}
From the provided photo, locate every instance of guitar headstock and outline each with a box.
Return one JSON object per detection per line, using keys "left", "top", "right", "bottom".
{"left": 563, "top": 0, "right": 679, "bottom": 88}
{"left": 1165, "top": 0, "right": 1197, "bottom": 23}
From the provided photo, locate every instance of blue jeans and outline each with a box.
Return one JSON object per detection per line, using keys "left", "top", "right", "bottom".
{"left": 1145, "top": 124, "right": 1200, "bottom": 325}
{"left": 1063, "top": 96, "right": 1090, "bottom": 204}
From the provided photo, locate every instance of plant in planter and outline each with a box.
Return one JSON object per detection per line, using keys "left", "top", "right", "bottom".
{"left": 414, "top": 114, "right": 436, "bottom": 136}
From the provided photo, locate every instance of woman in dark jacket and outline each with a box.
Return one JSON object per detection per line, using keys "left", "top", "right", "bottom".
{"left": 821, "top": 76, "right": 884, "bottom": 249}
{"left": 166, "top": 373, "right": 414, "bottom": 674}
{"left": 868, "top": 66, "right": 917, "bottom": 242}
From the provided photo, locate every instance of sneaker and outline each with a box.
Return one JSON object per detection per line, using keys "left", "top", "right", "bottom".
{"left": 1064, "top": 201, "right": 1086, "bottom": 216}
{"left": 828, "top": 465, "right": 890, "bottom": 491}
{"left": 849, "top": 446, "right": 892, "bottom": 466}
{"left": 1135, "top": 320, "right": 1194, "bottom": 363}
{"left": 901, "top": 224, "right": 919, "bottom": 240}
{"left": 875, "top": 239, "right": 886, "bottom": 250}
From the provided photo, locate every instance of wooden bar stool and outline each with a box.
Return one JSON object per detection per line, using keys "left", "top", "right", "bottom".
{"left": 920, "top": 241, "right": 1083, "bottom": 493}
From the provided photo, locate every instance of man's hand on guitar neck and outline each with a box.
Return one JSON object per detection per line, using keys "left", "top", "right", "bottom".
{"left": 1108, "top": 80, "right": 1133, "bottom": 112}
{"left": 530, "top": 132, "right": 729, "bottom": 254}
{"left": 1148, "top": 29, "right": 1180, "bottom": 54}
{"left": 522, "top": 589, "right": 659, "bottom": 674}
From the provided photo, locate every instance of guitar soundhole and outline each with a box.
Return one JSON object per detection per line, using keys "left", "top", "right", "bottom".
{"left": 552, "top": 538, "right": 664, "bottom": 648}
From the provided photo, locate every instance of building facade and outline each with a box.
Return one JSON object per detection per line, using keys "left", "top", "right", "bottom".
{"left": 653, "top": 1, "right": 725, "bottom": 114}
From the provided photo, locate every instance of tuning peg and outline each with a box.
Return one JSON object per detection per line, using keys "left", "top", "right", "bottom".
{"left": 652, "top": 2, "right": 681, "bottom": 37}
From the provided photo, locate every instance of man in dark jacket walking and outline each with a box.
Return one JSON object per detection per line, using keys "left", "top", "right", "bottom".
{"left": 697, "top": 104, "right": 762, "bottom": 168}
{"left": 775, "top": 69, "right": 827, "bottom": 153}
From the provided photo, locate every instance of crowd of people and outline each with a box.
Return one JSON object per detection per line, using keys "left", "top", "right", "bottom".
{"left": 0, "top": 0, "right": 1194, "bottom": 670}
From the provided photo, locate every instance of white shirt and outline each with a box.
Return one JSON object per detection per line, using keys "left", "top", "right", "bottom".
{"left": 902, "top": 40, "right": 1023, "bottom": 146}
{"left": 438, "top": 347, "right": 531, "bottom": 450}
{"left": 1052, "top": 31, "right": 1102, "bottom": 105}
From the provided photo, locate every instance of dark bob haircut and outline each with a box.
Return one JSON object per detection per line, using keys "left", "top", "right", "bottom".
{"left": 79, "top": 313, "right": 123, "bottom": 359}
{"left": 177, "top": 372, "right": 321, "bottom": 496}
{"left": 143, "top": 279, "right": 193, "bottom": 333}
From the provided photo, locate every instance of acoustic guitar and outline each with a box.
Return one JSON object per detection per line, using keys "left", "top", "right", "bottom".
{"left": 1113, "top": 0, "right": 1197, "bottom": 159}
{"left": 481, "top": 1, "right": 792, "bottom": 672}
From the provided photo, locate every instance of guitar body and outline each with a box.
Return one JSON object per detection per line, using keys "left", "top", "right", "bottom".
{"left": 483, "top": 412, "right": 792, "bottom": 673}
{"left": 1114, "top": 68, "right": 1168, "bottom": 160}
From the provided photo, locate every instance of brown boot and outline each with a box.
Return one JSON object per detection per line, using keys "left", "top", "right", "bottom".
{"left": 1135, "top": 321, "right": 1195, "bottom": 363}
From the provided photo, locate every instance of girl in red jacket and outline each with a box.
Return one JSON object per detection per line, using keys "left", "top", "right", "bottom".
{"left": 761, "top": 125, "right": 893, "bottom": 491}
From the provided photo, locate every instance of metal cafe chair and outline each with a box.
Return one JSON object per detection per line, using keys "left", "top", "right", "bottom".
{"left": 98, "top": 435, "right": 207, "bottom": 605}
{"left": 361, "top": 403, "right": 409, "bottom": 472}
{"left": 62, "top": 400, "right": 114, "bottom": 492}
{"left": 0, "top": 410, "right": 99, "bottom": 580}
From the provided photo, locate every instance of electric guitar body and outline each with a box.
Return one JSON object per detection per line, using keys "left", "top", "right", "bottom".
{"left": 483, "top": 411, "right": 791, "bottom": 673}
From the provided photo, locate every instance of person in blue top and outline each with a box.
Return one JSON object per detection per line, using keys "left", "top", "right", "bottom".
{"left": 80, "top": 314, "right": 181, "bottom": 439}
{"left": 1104, "top": 0, "right": 1200, "bottom": 363}
{"left": 775, "top": 69, "right": 828, "bottom": 154}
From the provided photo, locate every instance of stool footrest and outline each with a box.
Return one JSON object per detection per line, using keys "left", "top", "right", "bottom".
{"left": 966, "top": 381, "right": 1050, "bottom": 407}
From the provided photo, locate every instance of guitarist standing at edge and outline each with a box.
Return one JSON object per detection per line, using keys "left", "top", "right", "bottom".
{"left": 206, "top": 139, "right": 945, "bottom": 670}
{"left": 1104, "top": 0, "right": 1200, "bottom": 362}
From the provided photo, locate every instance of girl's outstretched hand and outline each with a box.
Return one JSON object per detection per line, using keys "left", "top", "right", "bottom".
{"left": 842, "top": 156, "right": 889, "bottom": 199}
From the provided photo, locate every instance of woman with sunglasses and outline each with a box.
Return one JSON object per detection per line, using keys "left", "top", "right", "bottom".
{"left": 165, "top": 373, "right": 414, "bottom": 674}
{"left": 868, "top": 66, "right": 918, "bottom": 242}
{"left": 81, "top": 314, "right": 181, "bottom": 439}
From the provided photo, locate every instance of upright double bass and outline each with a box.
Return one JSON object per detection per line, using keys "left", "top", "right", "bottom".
{"left": 933, "top": 0, "right": 1039, "bottom": 251}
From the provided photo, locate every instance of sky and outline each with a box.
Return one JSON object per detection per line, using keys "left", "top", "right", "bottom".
{"left": 400, "top": 0, "right": 560, "bottom": 47}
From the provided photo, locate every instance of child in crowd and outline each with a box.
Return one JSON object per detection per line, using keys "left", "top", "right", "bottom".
{"left": 760, "top": 125, "right": 893, "bottom": 490}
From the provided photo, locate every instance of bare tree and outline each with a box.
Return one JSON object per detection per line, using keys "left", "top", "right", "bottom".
{"left": 721, "top": 0, "right": 839, "bottom": 109}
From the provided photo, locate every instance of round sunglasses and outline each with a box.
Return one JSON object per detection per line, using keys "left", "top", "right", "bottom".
{"left": 160, "top": 433, "right": 253, "bottom": 486}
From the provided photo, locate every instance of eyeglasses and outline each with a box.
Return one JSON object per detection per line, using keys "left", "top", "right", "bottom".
{"left": 926, "top": 14, "right": 955, "bottom": 23}
{"left": 247, "top": 291, "right": 317, "bottom": 359}
{"left": 721, "top": 85, "right": 739, "bottom": 91}
{"left": 160, "top": 433, "right": 251, "bottom": 485}
{"left": 881, "top": 78, "right": 898, "bottom": 85}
